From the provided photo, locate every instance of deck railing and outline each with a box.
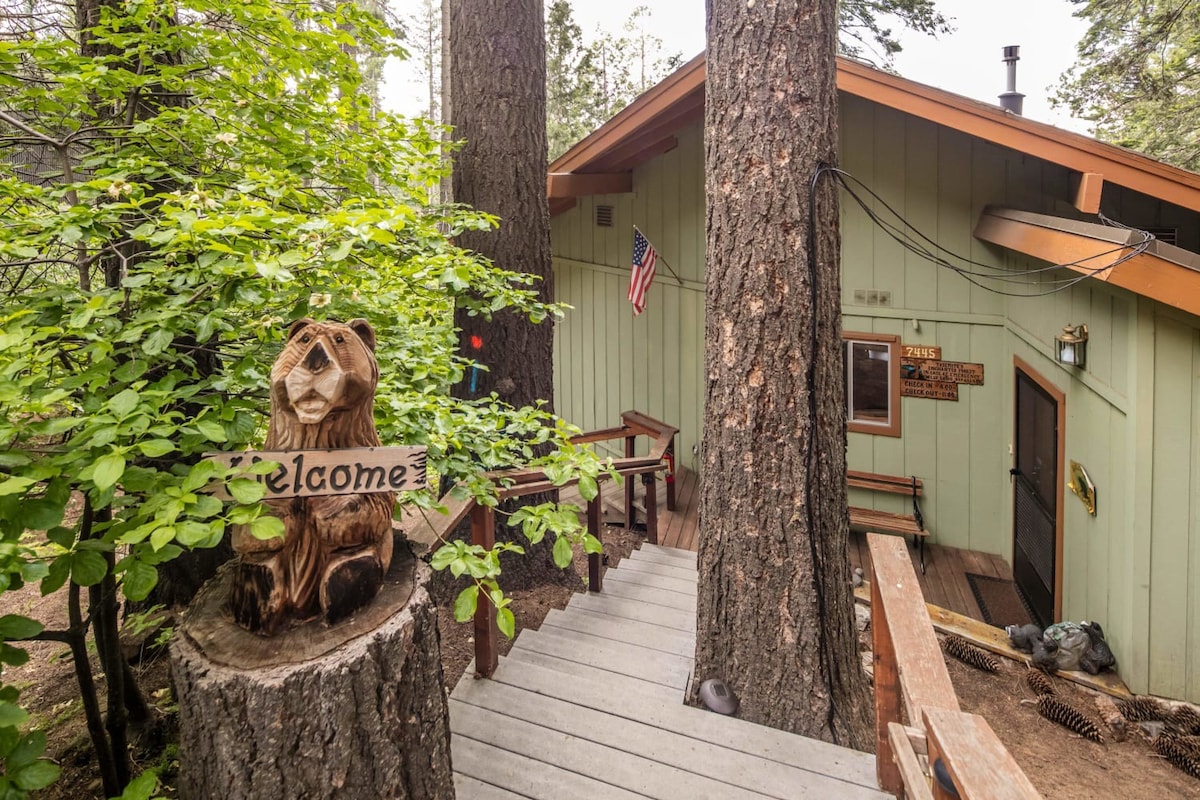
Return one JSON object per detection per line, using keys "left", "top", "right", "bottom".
{"left": 405, "top": 411, "right": 677, "bottom": 678}
{"left": 868, "top": 533, "right": 1043, "bottom": 799}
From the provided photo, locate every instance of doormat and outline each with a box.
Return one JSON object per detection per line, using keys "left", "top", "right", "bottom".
{"left": 966, "top": 573, "right": 1034, "bottom": 629}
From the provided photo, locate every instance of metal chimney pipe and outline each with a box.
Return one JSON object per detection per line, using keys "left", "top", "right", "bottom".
{"left": 999, "top": 45, "right": 1025, "bottom": 115}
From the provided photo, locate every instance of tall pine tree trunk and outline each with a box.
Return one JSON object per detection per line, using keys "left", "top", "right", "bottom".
{"left": 448, "top": 0, "right": 564, "bottom": 588}
{"left": 694, "top": 0, "right": 873, "bottom": 748}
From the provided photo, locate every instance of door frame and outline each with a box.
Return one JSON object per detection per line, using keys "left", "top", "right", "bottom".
{"left": 1012, "top": 355, "right": 1066, "bottom": 623}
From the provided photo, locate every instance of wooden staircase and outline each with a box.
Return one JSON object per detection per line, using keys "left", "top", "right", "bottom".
{"left": 448, "top": 544, "right": 891, "bottom": 799}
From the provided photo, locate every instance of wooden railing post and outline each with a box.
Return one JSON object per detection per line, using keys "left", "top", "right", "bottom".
{"left": 665, "top": 435, "right": 677, "bottom": 511}
{"left": 642, "top": 472, "right": 659, "bottom": 545}
{"left": 587, "top": 496, "right": 603, "bottom": 593}
{"left": 470, "top": 504, "right": 498, "bottom": 678}
{"left": 624, "top": 434, "right": 637, "bottom": 528}
{"left": 871, "top": 555, "right": 903, "bottom": 797}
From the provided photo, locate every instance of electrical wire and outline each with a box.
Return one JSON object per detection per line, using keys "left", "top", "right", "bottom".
{"left": 826, "top": 167, "right": 1154, "bottom": 296}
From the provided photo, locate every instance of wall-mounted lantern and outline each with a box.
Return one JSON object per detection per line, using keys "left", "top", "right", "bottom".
{"left": 1055, "top": 323, "right": 1088, "bottom": 368}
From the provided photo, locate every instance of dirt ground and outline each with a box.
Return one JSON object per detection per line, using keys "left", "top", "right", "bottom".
{"left": 9, "top": 530, "right": 1200, "bottom": 799}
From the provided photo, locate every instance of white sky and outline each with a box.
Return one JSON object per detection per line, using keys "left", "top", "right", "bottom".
{"left": 381, "top": 1, "right": 1092, "bottom": 134}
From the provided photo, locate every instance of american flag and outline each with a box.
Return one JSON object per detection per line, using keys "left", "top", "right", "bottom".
{"left": 628, "top": 227, "right": 658, "bottom": 315}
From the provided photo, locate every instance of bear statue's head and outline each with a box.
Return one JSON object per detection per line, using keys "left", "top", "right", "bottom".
{"left": 271, "top": 318, "right": 379, "bottom": 426}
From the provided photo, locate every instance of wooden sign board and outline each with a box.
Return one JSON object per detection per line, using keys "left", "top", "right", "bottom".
{"left": 207, "top": 446, "right": 427, "bottom": 500}
{"left": 901, "top": 379, "right": 958, "bottom": 401}
{"left": 902, "top": 344, "right": 942, "bottom": 360}
{"left": 901, "top": 358, "right": 985, "bottom": 386}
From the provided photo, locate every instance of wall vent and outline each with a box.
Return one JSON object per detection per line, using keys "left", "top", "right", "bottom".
{"left": 1143, "top": 226, "right": 1178, "bottom": 246}
{"left": 595, "top": 205, "right": 614, "bottom": 227}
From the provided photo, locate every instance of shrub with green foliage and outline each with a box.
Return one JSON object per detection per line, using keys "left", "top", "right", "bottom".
{"left": 0, "top": 1, "right": 603, "bottom": 795}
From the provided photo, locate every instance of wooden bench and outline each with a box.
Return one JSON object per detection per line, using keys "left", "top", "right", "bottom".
{"left": 847, "top": 470, "right": 928, "bottom": 573}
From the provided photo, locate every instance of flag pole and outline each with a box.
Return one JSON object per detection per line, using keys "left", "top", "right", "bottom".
{"left": 634, "top": 226, "right": 685, "bottom": 286}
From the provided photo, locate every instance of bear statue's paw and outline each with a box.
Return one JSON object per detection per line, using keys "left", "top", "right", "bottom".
{"left": 229, "top": 555, "right": 287, "bottom": 635}
{"left": 320, "top": 550, "right": 384, "bottom": 625}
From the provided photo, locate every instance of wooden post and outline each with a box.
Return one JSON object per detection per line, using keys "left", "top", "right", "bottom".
{"left": 471, "top": 504, "right": 498, "bottom": 678}
{"left": 642, "top": 472, "right": 659, "bottom": 545}
{"left": 872, "top": 553, "right": 903, "bottom": 797}
{"left": 665, "top": 435, "right": 677, "bottom": 511}
{"left": 587, "top": 496, "right": 603, "bottom": 593}
{"left": 624, "top": 434, "right": 637, "bottom": 527}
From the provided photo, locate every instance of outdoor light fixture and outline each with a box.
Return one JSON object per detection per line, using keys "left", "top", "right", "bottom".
{"left": 1055, "top": 323, "right": 1088, "bottom": 368}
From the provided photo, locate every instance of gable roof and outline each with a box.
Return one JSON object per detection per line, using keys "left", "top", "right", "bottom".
{"left": 548, "top": 53, "right": 1200, "bottom": 217}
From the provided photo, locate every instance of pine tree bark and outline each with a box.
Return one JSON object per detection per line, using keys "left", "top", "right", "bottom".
{"left": 172, "top": 546, "right": 453, "bottom": 799}
{"left": 448, "top": 0, "right": 567, "bottom": 588}
{"left": 694, "top": 0, "right": 873, "bottom": 749}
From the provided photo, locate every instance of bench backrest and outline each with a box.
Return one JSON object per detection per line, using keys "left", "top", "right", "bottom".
{"left": 847, "top": 470, "right": 922, "bottom": 496}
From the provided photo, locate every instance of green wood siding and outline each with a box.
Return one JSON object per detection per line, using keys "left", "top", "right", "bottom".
{"left": 550, "top": 91, "right": 1200, "bottom": 702}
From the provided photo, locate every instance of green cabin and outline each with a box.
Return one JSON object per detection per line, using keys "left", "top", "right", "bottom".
{"left": 547, "top": 54, "right": 1200, "bottom": 704}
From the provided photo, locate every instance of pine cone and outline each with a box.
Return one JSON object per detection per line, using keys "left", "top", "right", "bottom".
{"left": 942, "top": 634, "right": 1000, "bottom": 673}
{"left": 1168, "top": 704, "right": 1200, "bottom": 735}
{"left": 1024, "top": 667, "right": 1056, "bottom": 696}
{"left": 1155, "top": 733, "right": 1200, "bottom": 779}
{"left": 1036, "top": 695, "right": 1105, "bottom": 743}
{"left": 1119, "top": 696, "right": 1167, "bottom": 723}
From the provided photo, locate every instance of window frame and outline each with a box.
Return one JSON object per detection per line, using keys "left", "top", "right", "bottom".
{"left": 843, "top": 331, "right": 902, "bottom": 438}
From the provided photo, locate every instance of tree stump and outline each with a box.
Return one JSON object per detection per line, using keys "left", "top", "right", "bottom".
{"left": 171, "top": 538, "right": 453, "bottom": 799}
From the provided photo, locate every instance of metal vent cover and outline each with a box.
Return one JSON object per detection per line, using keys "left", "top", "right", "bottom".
{"left": 595, "top": 204, "right": 614, "bottom": 227}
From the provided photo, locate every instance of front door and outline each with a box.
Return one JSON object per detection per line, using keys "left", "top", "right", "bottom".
{"left": 1012, "top": 364, "right": 1062, "bottom": 627}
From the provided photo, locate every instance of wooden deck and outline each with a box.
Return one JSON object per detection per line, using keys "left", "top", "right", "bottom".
{"left": 449, "top": 544, "right": 891, "bottom": 799}
{"left": 563, "top": 466, "right": 1013, "bottom": 623}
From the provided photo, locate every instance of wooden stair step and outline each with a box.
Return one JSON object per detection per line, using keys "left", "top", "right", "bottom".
{"left": 567, "top": 591, "right": 696, "bottom": 632}
{"left": 635, "top": 543, "right": 698, "bottom": 566}
{"left": 450, "top": 733, "right": 643, "bottom": 800}
{"left": 607, "top": 557, "right": 698, "bottom": 583}
{"left": 605, "top": 566, "right": 698, "bottom": 595}
{"left": 597, "top": 578, "right": 698, "bottom": 611}
{"left": 500, "top": 646, "right": 683, "bottom": 702}
{"left": 542, "top": 606, "right": 695, "bottom": 657}
{"left": 513, "top": 627, "right": 692, "bottom": 691}
{"left": 453, "top": 773, "right": 528, "bottom": 800}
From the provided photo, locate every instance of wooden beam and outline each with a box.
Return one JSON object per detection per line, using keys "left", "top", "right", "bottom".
{"left": 1071, "top": 171, "right": 1104, "bottom": 214}
{"left": 923, "top": 708, "right": 1043, "bottom": 799}
{"left": 975, "top": 207, "right": 1200, "bottom": 318}
{"left": 546, "top": 171, "right": 632, "bottom": 199}
{"left": 548, "top": 197, "right": 577, "bottom": 218}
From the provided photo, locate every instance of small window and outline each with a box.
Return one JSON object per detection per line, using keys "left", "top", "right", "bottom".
{"left": 844, "top": 332, "right": 900, "bottom": 437}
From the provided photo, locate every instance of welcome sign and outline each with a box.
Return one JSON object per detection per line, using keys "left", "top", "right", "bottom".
{"left": 207, "top": 446, "right": 427, "bottom": 499}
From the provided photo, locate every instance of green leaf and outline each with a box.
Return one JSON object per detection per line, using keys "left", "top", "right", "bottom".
{"left": 577, "top": 474, "right": 598, "bottom": 501}
{"left": 0, "top": 615, "right": 43, "bottom": 640}
{"left": 19, "top": 498, "right": 65, "bottom": 531}
{"left": 107, "top": 388, "right": 139, "bottom": 418}
{"left": 141, "top": 327, "right": 173, "bottom": 356}
{"left": 136, "top": 439, "right": 174, "bottom": 457}
{"left": 121, "top": 560, "right": 158, "bottom": 602}
{"left": 496, "top": 607, "right": 515, "bottom": 639}
{"left": 248, "top": 514, "right": 284, "bottom": 541}
{"left": 92, "top": 453, "right": 126, "bottom": 490}
{"left": 149, "top": 526, "right": 175, "bottom": 551}
{"left": 0, "top": 477, "right": 36, "bottom": 497}
{"left": 7, "top": 731, "right": 45, "bottom": 771}
{"left": 228, "top": 478, "right": 266, "bottom": 505}
{"left": 195, "top": 419, "right": 227, "bottom": 443}
{"left": 115, "top": 769, "right": 158, "bottom": 800}
{"left": 0, "top": 702, "right": 28, "bottom": 727}
{"left": 453, "top": 584, "right": 478, "bottom": 622}
{"left": 70, "top": 550, "right": 108, "bottom": 586}
{"left": 582, "top": 533, "right": 603, "bottom": 554}
{"left": 12, "top": 759, "right": 60, "bottom": 791}
{"left": 0, "top": 644, "right": 29, "bottom": 667}
{"left": 41, "top": 557, "right": 70, "bottom": 596}
{"left": 552, "top": 535, "right": 573, "bottom": 569}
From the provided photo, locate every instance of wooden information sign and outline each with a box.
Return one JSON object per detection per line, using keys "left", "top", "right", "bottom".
{"left": 909, "top": 359, "right": 985, "bottom": 385}
{"left": 901, "top": 379, "right": 959, "bottom": 401}
{"left": 207, "top": 446, "right": 426, "bottom": 500}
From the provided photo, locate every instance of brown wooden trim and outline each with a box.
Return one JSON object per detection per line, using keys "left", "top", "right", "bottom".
{"left": 548, "top": 53, "right": 1200, "bottom": 215}
{"left": 975, "top": 208, "right": 1200, "bottom": 317}
{"left": 548, "top": 197, "right": 577, "bottom": 218}
{"left": 871, "top": 566, "right": 902, "bottom": 796}
{"left": 546, "top": 172, "right": 632, "bottom": 199}
{"left": 1072, "top": 172, "right": 1104, "bottom": 214}
{"left": 586, "top": 496, "right": 602, "bottom": 593}
{"left": 847, "top": 470, "right": 923, "bottom": 496}
{"left": 844, "top": 331, "right": 902, "bottom": 438}
{"left": 923, "top": 708, "right": 1042, "bottom": 799}
{"left": 1013, "top": 355, "right": 1066, "bottom": 623}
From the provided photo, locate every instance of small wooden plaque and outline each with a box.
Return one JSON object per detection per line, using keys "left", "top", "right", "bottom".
{"left": 206, "top": 446, "right": 427, "bottom": 499}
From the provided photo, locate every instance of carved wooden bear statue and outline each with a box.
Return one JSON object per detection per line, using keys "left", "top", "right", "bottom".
{"left": 229, "top": 318, "right": 394, "bottom": 634}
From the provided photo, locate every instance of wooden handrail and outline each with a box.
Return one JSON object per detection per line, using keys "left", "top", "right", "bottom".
{"left": 402, "top": 411, "right": 678, "bottom": 679}
{"left": 867, "top": 533, "right": 1043, "bottom": 799}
